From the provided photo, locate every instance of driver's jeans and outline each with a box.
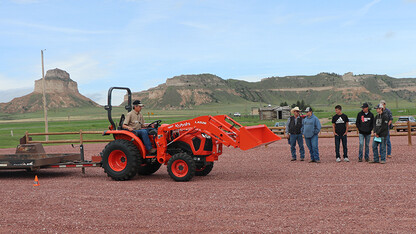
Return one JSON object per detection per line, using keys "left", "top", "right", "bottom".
{"left": 132, "top": 129, "right": 153, "bottom": 150}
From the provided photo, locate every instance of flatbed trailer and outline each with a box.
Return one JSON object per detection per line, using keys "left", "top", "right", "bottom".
{"left": 0, "top": 143, "right": 102, "bottom": 171}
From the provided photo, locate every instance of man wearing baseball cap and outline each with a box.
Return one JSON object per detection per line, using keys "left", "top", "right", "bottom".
{"left": 122, "top": 100, "right": 156, "bottom": 154}
{"left": 285, "top": 106, "right": 305, "bottom": 161}
{"left": 370, "top": 104, "right": 389, "bottom": 164}
{"left": 301, "top": 107, "right": 321, "bottom": 163}
{"left": 380, "top": 100, "right": 393, "bottom": 158}
{"left": 356, "top": 103, "right": 374, "bottom": 162}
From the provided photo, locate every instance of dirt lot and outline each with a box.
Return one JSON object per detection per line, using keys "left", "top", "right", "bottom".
{"left": 0, "top": 136, "right": 415, "bottom": 233}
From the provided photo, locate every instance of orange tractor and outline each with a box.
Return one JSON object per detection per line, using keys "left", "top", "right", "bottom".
{"left": 101, "top": 87, "right": 281, "bottom": 181}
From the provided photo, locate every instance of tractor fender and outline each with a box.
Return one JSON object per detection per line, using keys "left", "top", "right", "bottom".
{"left": 104, "top": 130, "right": 147, "bottom": 158}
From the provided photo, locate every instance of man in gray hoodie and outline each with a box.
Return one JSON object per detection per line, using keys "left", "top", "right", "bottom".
{"left": 301, "top": 107, "right": 322, "bottom": 163}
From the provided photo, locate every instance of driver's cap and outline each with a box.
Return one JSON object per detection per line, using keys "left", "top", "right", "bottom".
{"left": 133, "top": 100, "right": 144, "bottom": 107}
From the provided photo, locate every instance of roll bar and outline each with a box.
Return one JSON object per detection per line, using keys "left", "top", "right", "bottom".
{"left": 104, "top": 87, "right": 132, "bottom": 130}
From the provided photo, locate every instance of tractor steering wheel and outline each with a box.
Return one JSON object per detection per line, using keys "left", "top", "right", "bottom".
{"left": 147, "top": 120, "right": 162, "bottom": 129}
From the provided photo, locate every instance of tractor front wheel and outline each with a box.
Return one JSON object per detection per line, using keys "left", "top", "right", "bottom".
{"left": 101, "top": 139, "right": 141, "bottom": 181}
{"left": 167, "top": 153, "right": 195, "bottom": 182}
{"left": 195, "top": 162, "right": 214, "bottom": 176}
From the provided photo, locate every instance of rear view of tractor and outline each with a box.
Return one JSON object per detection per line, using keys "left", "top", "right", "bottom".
{"left": 100, "top": 87, "right": 281, "bottom": 182}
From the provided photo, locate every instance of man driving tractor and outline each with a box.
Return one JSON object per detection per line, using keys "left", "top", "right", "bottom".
{"left": 122, "top": 100, "right": 157, "bottom": 154}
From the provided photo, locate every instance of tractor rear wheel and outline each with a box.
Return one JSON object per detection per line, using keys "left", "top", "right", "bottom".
{"left": 167, "top": 153, "right": 195, "bottom": 182}
{"left": 137, "top": 160, "right": 162, "bottom": 175}
{"left": 101, "top": 139, "right": 141, "bottom": 181}
{"left": 195, "top": 162, "right": 214, "bottom": 176}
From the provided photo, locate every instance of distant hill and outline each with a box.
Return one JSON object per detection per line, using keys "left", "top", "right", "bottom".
{"left": 0, "top": 68, "right": 98, "bottom": 113}
{"left": 128, "top": 72, "right": 416, "bottom": 109}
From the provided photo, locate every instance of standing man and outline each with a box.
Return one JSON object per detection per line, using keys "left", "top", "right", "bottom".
{"left": 370, "top": 104, "right": 389, "bottom": 164}
{"left": 356, "top": 103, "right": 374, "bottom": 162}
{"left": 302, "top": 107, "right": 321, "bottom": 163}
{"left": 285, "top": 107, "right": 305, "bottom": 161}
{"left": 122, "top": 100, "right": 157, "bottom": 154}
{"left": 380, "top": 100, "right": 393, "bottom": 158}
{"left": 332, "top": 105, "right": 349, "bottom": 162}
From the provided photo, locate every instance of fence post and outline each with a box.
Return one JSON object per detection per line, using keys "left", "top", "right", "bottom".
{"left": 80, "top": 130, "right": 85, "bottom": 174}
{"left": 408, "top": 121, "right": 412, "bottom": 146}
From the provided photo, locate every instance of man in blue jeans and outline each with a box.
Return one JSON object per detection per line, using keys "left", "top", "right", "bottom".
{"left": 302, "top": 107, "right": 321, "bottom": 163}
{"left": 380, "top": 100, "right": 393, "bottom": 158}
{"left": 122, "top": 100, "right": 156, "bottom": 154}
{"left": 332, "top": 105, "right": 349, "bottom": 162}
{"left": 356, "top": 103, "right": 374, "bottom": 162}
{"left": 370, "top": 104, "right": 389, "bottom": 164}
{"left": 285, "top": 107, "right": 305, "bottom": 161}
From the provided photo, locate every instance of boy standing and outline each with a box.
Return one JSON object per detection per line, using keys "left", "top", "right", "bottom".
{"left": 370, "top": 104, "right": 389, "bottom": 164}
{"left": 332, "top": 105, "right": 349, "bottom": 162}
{"left": 356, "top": 103, "right": 374, "bottom": 162}
{"left": 302, "top": 107, "right": 321, "bottom": 163}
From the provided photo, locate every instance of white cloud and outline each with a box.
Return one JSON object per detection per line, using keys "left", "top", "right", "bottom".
{"left": 11, "top": 0, "right": 39, "bottom": 4}
{"left": 1, "top": 19, "right": 117, "bottom": 35}
{"left": 343, "top": 0, "right": 381, "bottom": 26}
{"left": 230, "top": 73, "right": 276, "bottom": 82}
{"left": 393, "top": 70, "right": 416, "bottom": 78}
{"left": 47, "top": 54, "right": 108, "bottom": 84}
{"left": 0, "top": 74, "right": 33, "bottom": 90}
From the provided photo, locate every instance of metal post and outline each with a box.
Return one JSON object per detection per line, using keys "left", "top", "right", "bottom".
{"left": 408, "top": 121, "right": 412, "bottom": 146}
{"left": 80, "top": 130, "right": 85, "bottom": 174}
{"left": 41, "top": 50, "right": 49, "bottom": 141}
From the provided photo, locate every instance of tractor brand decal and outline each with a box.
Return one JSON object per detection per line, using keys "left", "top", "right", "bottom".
{"left": 195, "top": 121, "right": 207, "bottom": 125}
{"left": 175, "top": 122, "right": 190, "bottom": 128}
{"left": 167, "top": 125, "right": 174, "bottom": 129}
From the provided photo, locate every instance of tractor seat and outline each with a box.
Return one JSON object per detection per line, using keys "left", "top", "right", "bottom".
{"left": 118, "top": 114, "right": 125, "bottom": 130}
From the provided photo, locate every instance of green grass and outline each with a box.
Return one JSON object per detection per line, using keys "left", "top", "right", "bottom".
{"left": 1, "top": 104, "right": 415, "bottom": 149}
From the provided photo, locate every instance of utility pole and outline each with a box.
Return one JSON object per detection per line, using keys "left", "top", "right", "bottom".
{"left": 41, "top": 50, "right": 49, "bottom": 141}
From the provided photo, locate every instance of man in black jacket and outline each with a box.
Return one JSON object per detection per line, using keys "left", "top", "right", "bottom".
{"left": 356, "top": 103, "right": 374, "bottom": 162}
{"left": 370, "top": 104, "right": 389, "bottom": 164}
{"left": 285, "top": 107, "right": 305, "bottom": 161}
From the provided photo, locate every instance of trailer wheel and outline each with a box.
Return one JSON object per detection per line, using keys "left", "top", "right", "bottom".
{"left": 101, "top": 139, "right": 141, "bottom": 181}
{"left": 167, "top": 153, "right": 195, "bottom": 182}
{"left": 195, "top": 162, "right": 214, "bottom": 176}
{"left": 137, "top": 161, "right": 162, "bottom": 175}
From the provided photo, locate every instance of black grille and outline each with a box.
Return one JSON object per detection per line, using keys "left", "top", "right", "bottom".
{"left": 203, "top": 138, "right": 213, "bottom": 151}
{"left": 192, "top": 137, "right": 201, "bottom": 151}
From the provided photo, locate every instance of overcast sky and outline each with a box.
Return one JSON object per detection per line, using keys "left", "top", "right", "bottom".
{"left": 1, "top": 0, "right": 416, "bottom": 105}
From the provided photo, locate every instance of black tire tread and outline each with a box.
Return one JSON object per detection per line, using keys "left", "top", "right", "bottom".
{"left": 167, "top": 152, "right": 196, "bottom": 182}
{"left": 195, "top": 162, "right": 214, "bottom": 176}
{"left": 101, "top": 139, "right": 141, "bottom": 181}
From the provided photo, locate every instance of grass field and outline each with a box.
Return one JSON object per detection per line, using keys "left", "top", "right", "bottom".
{"left": 1, "top": 104, "right": 415, "bottom": 148}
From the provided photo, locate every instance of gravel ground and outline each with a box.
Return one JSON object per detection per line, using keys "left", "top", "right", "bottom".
{"left": 0, "top": 135, "right": 415, "bottom": 233}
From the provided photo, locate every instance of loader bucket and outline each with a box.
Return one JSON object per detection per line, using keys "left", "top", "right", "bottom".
{"left": 238, "top": 125, "right": 281, "bottom": 150}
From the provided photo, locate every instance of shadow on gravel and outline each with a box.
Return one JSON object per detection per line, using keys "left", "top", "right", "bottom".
{"left": 0, "top": 170, "right": 74, "bottom": 179}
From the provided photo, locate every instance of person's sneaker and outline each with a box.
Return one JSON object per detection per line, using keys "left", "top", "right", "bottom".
{"left": 336, "top": 158, "right": 341, "bottom": 163}
{"left": 344, "top": 158, "right": 350, "bottom": 162}
{"left": 309, "top": 160, "right": 316, "bottom": 163}
{"left": 380, "top": 160, "right": 386, "bottom": 164}
{"left": 387, "top": 155, "right": 392, "bottom": 158}
{"left": 368, "top": 160, "right": 379, "bottom": 164}
{"left": 300, "top": 158, "right": 305, "bottom": 161}
{"left": 315, "top": 160, "right": 321, "bottom": 163}
{"left": 291, "top": 158, "right": 296, "bottom": 161}
{"left": 358, "top": 158, "right": 363, "bottom": 162}
{"left": 365, "top": 158, "right": 369, "bottom": 162}
{"left": 148, "top": 148, "right": 157, "bottom": 155}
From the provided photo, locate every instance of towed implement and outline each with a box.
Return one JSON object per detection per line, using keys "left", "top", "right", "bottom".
{"left": 101, "top": 87, "right": 281, "bottom": 182}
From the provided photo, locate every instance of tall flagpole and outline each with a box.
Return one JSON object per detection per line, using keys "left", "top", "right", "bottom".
{"left": 41, "top": 50, "right": 49, "bottom": 141}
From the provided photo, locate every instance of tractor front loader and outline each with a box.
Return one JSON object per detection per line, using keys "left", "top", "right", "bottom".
{"left": 101, "top": 87, "right": 281, "bottom": 182}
